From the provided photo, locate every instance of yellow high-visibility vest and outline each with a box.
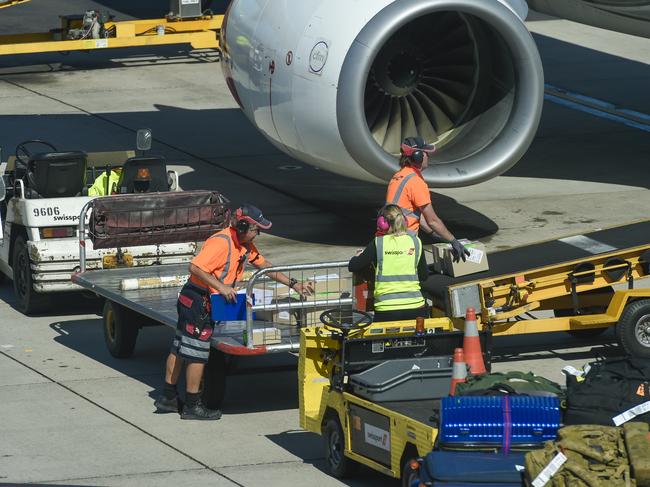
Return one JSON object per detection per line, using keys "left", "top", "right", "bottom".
{"left": 374, "top": 233, "right": 424, "bottom": 311}
{"left": 88, "top": 170, "right": 120, "bottom": 196}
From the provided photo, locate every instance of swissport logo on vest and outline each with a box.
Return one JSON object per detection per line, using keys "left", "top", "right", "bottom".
{"left": 384, "top": 248, "right": 415, "bottom": 255}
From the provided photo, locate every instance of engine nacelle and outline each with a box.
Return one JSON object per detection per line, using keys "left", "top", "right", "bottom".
{"left": 221, "top": 0, "right": 543, "bottom": 187}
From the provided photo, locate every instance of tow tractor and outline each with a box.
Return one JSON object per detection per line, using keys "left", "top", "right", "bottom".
{"left": 299, "top": 311, "right": 494, "bottom": 487}
{"left": 0, "top": 129, "right": 197, "bottom": 314}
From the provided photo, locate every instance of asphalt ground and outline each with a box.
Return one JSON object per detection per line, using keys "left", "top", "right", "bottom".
{"left": 0, "top": 1, "right": 649, "bottom": 485}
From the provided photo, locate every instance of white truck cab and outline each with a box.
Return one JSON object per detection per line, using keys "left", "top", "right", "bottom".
{"left": 0, "top": 130, "right": 194, "bottom": 315}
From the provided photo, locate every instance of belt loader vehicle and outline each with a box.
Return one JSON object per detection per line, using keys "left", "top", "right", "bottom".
{"left": 0, "top": 129, "right": 196, "bottom": 315}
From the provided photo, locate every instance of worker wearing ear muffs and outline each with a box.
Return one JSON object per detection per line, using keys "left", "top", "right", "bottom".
{"left": 387, "top": 136, "right": 469, "bottom": 263}
{"left": 348, "top": 204, "right": 428, "bottom": 322}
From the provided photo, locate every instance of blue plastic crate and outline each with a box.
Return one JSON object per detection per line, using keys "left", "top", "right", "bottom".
{"left": 440, "top": 395, "right": 560, "bottom": 450}
{"left": 210, "top": 292, "right": 255, "bottom": 322}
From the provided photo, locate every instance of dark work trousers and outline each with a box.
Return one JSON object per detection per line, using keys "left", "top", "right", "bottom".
{"left": 171, "top": 283, "right": 213, "bottom": 364}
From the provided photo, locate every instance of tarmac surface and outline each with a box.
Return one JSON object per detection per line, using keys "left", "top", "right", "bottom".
{"left": 0, "top": 1, "right": 649, "bottom": 486}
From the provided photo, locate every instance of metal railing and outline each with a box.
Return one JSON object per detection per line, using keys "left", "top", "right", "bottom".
{"left": 241, "top": 261, "right": 354, "bottom": 350}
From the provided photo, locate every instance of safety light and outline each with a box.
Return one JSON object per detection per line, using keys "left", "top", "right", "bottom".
{"left": 40, "top": 226, "right": 75, "bottom": 238}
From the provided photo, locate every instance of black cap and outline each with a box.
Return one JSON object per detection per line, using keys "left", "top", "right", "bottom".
{"left": 237, "top": 204, "right": 272, "bottom": 230}
{"left": 402, "top": 136, "right": 435, "bottom": 152}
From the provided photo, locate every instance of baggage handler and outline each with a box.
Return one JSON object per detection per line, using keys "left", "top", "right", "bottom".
{"left": 348, "top": 205, "right": 428, "bottom": 322}
{"left": 155, "top": 204, "right": 314, "bottom": 420}
{"left": 386, "top": 136, "right": 469, "bottom": 262}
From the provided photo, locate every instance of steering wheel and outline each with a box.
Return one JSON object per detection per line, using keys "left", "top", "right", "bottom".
{"left": 15, "top": 140, "right": 57, "bottom": 168}
{"left": 319, "top": 308, "right": 373, "bottom": 332}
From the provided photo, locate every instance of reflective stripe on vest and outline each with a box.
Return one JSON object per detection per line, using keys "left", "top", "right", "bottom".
{"left": 209, "top": 233, "right": 250, "bottom": 286}
{"left": 374, "top": 234, "right": 424, "bottom": 311}
{"left": 387, "top": 172, "right": 422, "bottom": 220}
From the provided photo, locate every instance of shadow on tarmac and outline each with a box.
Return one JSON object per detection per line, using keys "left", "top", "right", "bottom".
{"left": 266, "top": 430, "right": 395, "bottom": 487}
{"left": 50, "top": 314, "right": 303, "bottom": 413}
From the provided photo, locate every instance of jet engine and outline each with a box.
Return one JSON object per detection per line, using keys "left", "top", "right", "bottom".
{"left": 221, "top": 0, "right": 543, "bottom": 187}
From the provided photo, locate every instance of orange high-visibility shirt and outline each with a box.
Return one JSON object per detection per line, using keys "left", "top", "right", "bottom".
{"left": 189, "top": 227, "right": 265, "bottom": 294}
{"left": 385, "top": 166, "right": 431, "bottom": 232}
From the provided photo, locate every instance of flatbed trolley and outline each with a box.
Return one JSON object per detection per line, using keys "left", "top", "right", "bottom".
{"left": 421, "top": 220, "right": 650, "bottom": 357}
{"left": 72, "top": 191, "right": 354, "bottom": 407}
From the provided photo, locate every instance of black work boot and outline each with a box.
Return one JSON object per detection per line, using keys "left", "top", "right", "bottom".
{"left": 154, "top": 382, "right": 182, "bottom": 413}
{"left": 154, "top": 394, "right": 182, "bottom": 414}
{"left": 181, "top": 392, "right": 222, "bottom": 420}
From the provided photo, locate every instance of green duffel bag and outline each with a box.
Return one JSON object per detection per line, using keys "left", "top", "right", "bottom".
{"left": 456, "top": 371, "right": 565, "bottom": 401}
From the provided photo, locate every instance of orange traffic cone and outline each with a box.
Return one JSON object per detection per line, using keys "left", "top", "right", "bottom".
{"left": 463, "top": 307, "right": 487, "bottom": 375}
{"left": 449, "top": 348, "right": 467, "bottom": 395}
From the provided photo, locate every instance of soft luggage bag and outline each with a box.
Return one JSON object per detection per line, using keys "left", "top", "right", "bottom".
{"left": 525, "top": 425, "right": 633, "bottom": 487}
{"left": 624, "top": 422, "right": 650, "bottom": 486}
{"left": 564, "top": 356, "right": 650, "bottom": 426}
{"left": 455, "top": 371, "right": 564, "bottom": 400}
{"left": 440, "top": 396, "right": 560, "bottom": 450}
{"left": 420, "top": 451, "right": 525, "bottom": 486}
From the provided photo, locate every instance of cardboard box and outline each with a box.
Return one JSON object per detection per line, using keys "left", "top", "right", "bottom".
{"left": 248, "top": 326, "right": 282, "bottom": 346}
{"left": 433, "top": 240, "right": 489, "bottom": 277}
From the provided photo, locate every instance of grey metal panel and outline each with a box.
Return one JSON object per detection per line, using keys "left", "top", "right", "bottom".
{"left": 450, "top": 284, "right": 481, "bottom": 318}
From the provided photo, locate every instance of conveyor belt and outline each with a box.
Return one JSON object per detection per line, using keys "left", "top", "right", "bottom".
{"left": 422, "top": 220, "right": 650, "bottom": 306}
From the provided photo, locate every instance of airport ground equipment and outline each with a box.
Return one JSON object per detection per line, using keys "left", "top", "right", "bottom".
{"left": 299, "top": 312, "right": 492, "bottom": 486}
{"left": 421, "top": 220, "right": 650, "bottom": 357}
{"left": 0, "top": 132, "right": 191, "bottom": 314}
{"left": 72, "top": 190, "right": 355, "bottom": 407}
{"left": 0, "top": 8, "right": 221, "bottom": 56}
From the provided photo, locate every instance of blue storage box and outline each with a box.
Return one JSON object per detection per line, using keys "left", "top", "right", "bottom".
{"left": 440, "top": 395, "right": 560, "bottom": 450}
{"left": 210, "top": 292, "right": 255, "bottom": 322}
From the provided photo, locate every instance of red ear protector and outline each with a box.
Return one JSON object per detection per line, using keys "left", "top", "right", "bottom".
{"left": 377, "top": 215, "right": 390, "bottom": 232}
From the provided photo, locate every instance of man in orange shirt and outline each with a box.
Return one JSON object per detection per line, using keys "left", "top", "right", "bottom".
{"left": 386, "top": 136, "right": 469, "bottom": 262}
{"left": 155, "top": 204, "right": 313, "bottom": 420}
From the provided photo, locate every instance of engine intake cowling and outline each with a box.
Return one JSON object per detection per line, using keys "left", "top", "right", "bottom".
{"left": 221, "top": 0, "right": 543, "bottom": 187}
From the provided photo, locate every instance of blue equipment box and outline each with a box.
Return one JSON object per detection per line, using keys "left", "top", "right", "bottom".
{"left": 210, "top": 292, "right": 255, "bottom": 322}
{"left": 440, "top": 395, "right": 560, "bottom": 450}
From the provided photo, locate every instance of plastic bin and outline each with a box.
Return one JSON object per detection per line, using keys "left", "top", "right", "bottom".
{"left": 348, "top": 356, "right": 453, "bottom": 402}
{"left": 211, "top": 292, "right": 255, "bottom": 322}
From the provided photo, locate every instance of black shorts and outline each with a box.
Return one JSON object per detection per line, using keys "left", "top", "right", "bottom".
{"left": 171, "top": 284, "right": 213, "bottom": 364}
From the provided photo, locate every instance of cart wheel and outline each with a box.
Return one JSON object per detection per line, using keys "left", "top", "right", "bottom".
{"left": 616, "top": 299, "right": 650, "bottom": 358}
{"left": 202, "top": 349, "right": 227, "bottom": 409}
{"left": 103, "top": 300, "right": 139, "bottom": 358}
{"left": 12, "top": 235, "right": 50, "bottom": 315}
{"left": 401, "top": 456, "right": 421, "bottom": 487}
{"left": 323, "top": 417, "right": 359, "bottom": 478}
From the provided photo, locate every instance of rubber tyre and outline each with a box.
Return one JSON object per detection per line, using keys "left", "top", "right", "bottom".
{"left": 103, "top": 300, "right": 139, "bottom": 358}
{"left": 323, "top": 417, "right": 359, "bottom": 478}
{"left": 616, "top": 299, "right": 650, "bottom": 358}
{"left": 401, "top": 456, "right": 421, "bottom": 487}
{"left": 202, "top": 349, "right": 227, "bottom": 410}
{"left": 12, "top": 235, "right": 50, "bottom": 315}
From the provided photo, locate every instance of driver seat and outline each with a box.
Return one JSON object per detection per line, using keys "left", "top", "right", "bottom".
{"left": 25, "top": 151, "right": 87, "bottom": 199}
{"left": 117, "top": 156, "right": 168, "bottom": 193}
